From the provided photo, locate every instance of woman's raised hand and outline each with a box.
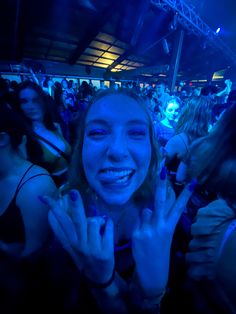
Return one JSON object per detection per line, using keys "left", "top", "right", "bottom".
{"left": 132, "top": 166, "right": 195, "bottom": 296}
{"left": 40, "top": 190, "right": 115, "bottom": 284}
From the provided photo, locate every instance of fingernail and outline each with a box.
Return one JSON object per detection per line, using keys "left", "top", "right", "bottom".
{"left": 187, "top": 179, "right": 198, "bottom": 192}
{"left": 160, "top": 166, "right": 167, "bottom": 180}
{"left": 38, "top": 195, "right": 48, "bottom": 205}
{"left": 69, "top": 190, "right": 78, "bottom": 202}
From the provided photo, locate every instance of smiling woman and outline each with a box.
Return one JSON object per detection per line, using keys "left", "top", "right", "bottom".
{"left": 41, "top": 89, "right": 195, "bottom": 313}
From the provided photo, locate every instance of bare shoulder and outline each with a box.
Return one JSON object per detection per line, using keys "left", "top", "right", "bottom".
{"left": 28, "top": 164, "right": 52, "bottom": 176}
{"left": 17, "top": 164, "right": 57, "bottom": 199}
{"left": 165, "top": 133, "right": 187, "bottom": 156}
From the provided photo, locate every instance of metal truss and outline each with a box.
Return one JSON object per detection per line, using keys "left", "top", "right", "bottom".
{"left": 151, "top": 0, "right": 236, "bottom": 66}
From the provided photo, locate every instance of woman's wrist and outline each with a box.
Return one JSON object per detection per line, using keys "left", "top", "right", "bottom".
{"left": 129, "top": 273, "right": 166, "bottom": 310}
{"left": 84, "top": 267, "right": 116, "bottom": 289}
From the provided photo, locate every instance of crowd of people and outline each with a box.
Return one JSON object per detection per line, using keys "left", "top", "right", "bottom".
{"left": 0, "top": 73, "right": 235, "bottom": 313}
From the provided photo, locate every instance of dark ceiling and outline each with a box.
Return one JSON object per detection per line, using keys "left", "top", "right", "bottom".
{"left": 1, "top": 0, "right": 236, "bottom": 84}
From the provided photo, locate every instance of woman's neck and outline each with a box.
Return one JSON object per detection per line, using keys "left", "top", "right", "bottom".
{"left": 33, "top": 120, "right": 45, "bottom": 130}
{"left": 161, "top": 118, "right": 174, "bottom": 128}
{"left": 0, "top": 153, "right": 28, "bottom": 178}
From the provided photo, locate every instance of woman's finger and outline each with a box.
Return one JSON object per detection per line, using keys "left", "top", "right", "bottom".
{"left": 48, "top": 210, "right": 71, "bottom": 251}
{"left": 42, "top": 194, "right": 79, "bottom": 247}
{"left": 139, "top": 208, "right": 153, "bottom": 229}
{"left": 68, "top": 189, "right": 88, "bottom": 244}
{"left": 153, "top": 166, "right": 168, "bottom": 223}
{"left": 102, "top": 218, "right": 114, "bottom": 253}
{"left": 48, "top": 210, "right": 83, "bottom": 270}
{"left": 87, "top": 217, "right": 105, "bottom": 251}
{"left": 167, "top": 179, "right": 196, "bottom": 226}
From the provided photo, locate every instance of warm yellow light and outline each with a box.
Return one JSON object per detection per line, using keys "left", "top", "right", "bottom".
{"left": 102, "top": 52, "right": 119, "bottom": 60}
{"left": 97, "top": 58, "right": 114, "bottom": 65}
{"left": 93, "top": 63, "right": 109, "bottom": 68}
{"left": 90, "top": 41, "right": 110, "bottom": 50}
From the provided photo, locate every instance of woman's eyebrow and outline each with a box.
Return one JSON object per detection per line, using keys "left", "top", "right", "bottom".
{"left": 126, "top": 119, "right": 149, "bottom": 126}
{"left": 86, "top": 119, "right": 109, "bottom": 127}
{"left": 86, "top": 119, "right": 148, "bottom": 126}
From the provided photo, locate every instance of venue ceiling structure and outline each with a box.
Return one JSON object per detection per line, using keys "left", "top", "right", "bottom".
{"left": 1, "top": 0, "right": 236, "bottom": 85}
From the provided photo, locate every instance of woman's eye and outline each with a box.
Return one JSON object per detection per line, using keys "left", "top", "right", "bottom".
{"left": 88, "top": 129, "right": 108, "bottom": 137}
{"left": 128, "top": 130, "right": 146, "bottom": 137}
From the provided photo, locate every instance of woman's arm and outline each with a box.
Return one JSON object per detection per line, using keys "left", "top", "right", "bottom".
{"left": 17, "top": 169, "right": 57, "bottom": 256}
{"left": 165, "top": 133, "right": 188, "bottom": 164}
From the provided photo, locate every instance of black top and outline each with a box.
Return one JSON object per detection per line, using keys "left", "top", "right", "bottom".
{"left": 0, "top": 164, "right": 49, "bottom": 244}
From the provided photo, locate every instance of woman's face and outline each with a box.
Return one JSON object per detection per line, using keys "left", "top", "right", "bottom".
{"left": 82, "top": 94, "right": 152, "bottom": 206}
{"left": 62, "top": 80, "right": 68, "bottom": 89}
{"left": 164, "top": 101, "right": 180, "bottom": 121}
{"left": 19, "top": 88, "right": 44, "bottom": 122}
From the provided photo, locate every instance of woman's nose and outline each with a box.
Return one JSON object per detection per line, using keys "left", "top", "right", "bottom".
{"left": 106, "top": 135, "right": 129, "bottom": 161}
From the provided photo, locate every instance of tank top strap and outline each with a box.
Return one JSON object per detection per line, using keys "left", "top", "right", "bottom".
{"left": 14, "top": 164, "right": 35, "bottom": 196}
{"left": 16, "top": 173, "right": 51, "bottom": 196}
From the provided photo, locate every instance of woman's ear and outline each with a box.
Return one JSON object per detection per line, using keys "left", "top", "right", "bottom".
{"left": 0, "top": 132, "right": 10, "bottom": 147}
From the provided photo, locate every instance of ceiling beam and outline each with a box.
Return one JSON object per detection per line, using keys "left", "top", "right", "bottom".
{"left": 151, "top": 0, "right": 236, "bottom": 66}
{"left": 68, "top": 3, "right": 118, "bottom": 65}
{"left": 115, "top": 64, "right": 169, "bottom": 79}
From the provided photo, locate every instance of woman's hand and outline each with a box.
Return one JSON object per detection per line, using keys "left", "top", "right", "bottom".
{"left": 132, "top": 167, "right": 195, "bottom": 296}
{"left": 40, "top": 190, "right": 115, "bottom": 284}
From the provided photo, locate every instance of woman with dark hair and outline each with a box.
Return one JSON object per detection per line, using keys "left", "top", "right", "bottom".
{"left": 16, "top": 81, "right": 71, "bottom": 187}
{"left": 0, "top": 102, "right": 57, "bottom": 312}
{"left": 182, "top": 102, "right": 236, "bottom": 313}
{"left": 40, "top": 89, "right": 195, "bottom": 313}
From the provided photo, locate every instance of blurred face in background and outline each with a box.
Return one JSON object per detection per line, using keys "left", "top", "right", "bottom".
{"left": 19, "top": 88, "right": 44, "bottom": 122}
{"left": 164, "top": 101, "right": 180, "bottom": 122}
{"left": 155, "top": 83, "right": 165, "bottom": 97}
{"left": 61, "top": 80, "right": 68, "bottom": 89}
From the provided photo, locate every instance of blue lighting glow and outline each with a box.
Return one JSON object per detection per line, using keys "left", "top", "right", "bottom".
{"left": 216, "top": 27, "right": 221, "bottom": 34}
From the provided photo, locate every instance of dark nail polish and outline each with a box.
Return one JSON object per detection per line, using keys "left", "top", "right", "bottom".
{"left": 69, "top": 190, "right": 78, "bottom": 202}
{"left": 160, "top": 166, "right": 167, "bottom": 180}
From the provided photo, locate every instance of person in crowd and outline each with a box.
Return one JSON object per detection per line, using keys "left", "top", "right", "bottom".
{"left": 61, "top": 78, "right": 70, "bottom": 92}
{"left": 42, "top": 76, "right": 55, "bottom": 98}
{"left": 159, "top": 96, "right": 212, "bottom": 312}
{"left": 182, "top": 101, "right": 236, "bottom": 313}
{"left": 153, "top": 80, "right": 171, "bottom": 118}
{"left": 164, "top": 96, "right": 212, "bottom": 185}
{"left": 155, "top": 96, "right": 182, "bottom": 147}
{"left": 40, "top": 89, "right": 195, "bottom": 314}
{"left": 16, "top": 81, "right": 71, "bottom": 187}
{"left": 216, "top": 79, "right": 232, "bottom": 103}
{"left": 0, "top": 102, "right": 57, "bottom": 312}
{"left": 200, "top": 85, "right": 218, "bottom": 103}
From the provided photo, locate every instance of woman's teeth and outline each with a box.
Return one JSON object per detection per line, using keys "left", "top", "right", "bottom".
{"left": 99, "top": 169, "right": 134, "bottom": 184}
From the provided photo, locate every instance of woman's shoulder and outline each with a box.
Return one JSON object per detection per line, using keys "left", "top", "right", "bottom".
{"left": 165, "top": 132, "right": 189, "bottom": 159}
{"left": 18, "top": 163, "right": 57, "bottom": 192}
{"left": 16, "top": 164, "right": 57, "bottom": 208}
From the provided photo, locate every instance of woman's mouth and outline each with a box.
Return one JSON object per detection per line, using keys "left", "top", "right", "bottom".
{"left": 98, "top": 168, "right": 135, "bottom": 186}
